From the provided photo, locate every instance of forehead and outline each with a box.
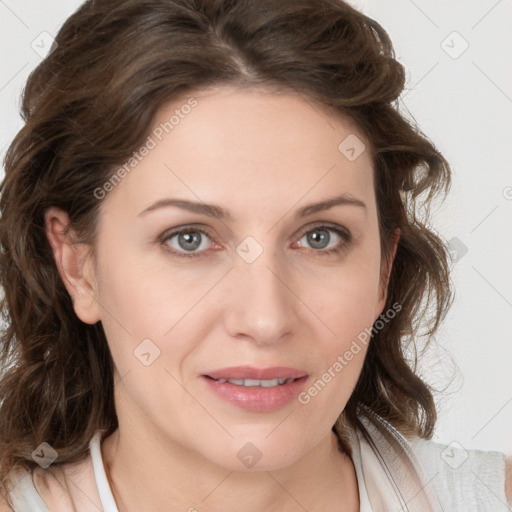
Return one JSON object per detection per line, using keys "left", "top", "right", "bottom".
{"left": 101, "top": 85, "right": 375, "bottom": 220}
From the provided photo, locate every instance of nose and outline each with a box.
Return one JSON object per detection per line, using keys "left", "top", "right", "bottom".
{"left": 222, "top": 249, "right": 298, "bottom": 346}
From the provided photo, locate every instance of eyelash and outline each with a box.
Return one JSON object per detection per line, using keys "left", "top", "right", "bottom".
{"left": 159, "top": 223, "right": 352, "bottom": 260}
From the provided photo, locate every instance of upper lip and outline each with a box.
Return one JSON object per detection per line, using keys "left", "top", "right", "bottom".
{"left": 204, "top": 366, "right": 308, "bottom": 380}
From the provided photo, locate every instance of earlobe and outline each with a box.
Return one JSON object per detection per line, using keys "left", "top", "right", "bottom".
{"left": 44, "top": 207, "right": 101, "bottom": 324}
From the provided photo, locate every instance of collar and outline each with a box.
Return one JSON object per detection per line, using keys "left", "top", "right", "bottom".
{"left": 344, "top": 404, "right": 444, "bottom": 511}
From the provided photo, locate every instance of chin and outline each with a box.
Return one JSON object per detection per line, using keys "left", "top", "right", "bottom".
{"left": 201, "top": 437, "right": 306, "bottom": 473}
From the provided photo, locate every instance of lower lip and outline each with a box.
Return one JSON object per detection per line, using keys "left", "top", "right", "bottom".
{"left": 201, "top": 375, "right": 309, "bottom": 412}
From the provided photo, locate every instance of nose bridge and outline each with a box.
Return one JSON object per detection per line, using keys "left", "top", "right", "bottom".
{"left": 225, "top": 240, "right": 295, "bottom": 343}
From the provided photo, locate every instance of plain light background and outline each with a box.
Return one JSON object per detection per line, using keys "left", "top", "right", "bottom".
{"left": 0, "top": 0, "right": 511, "bottom": 457}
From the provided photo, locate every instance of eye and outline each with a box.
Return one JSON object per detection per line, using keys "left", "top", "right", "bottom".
{"left": 160, "top": 227, "right": 214, "bottom": 258}
{"left": 295, "top": 224, "right": 351, "bottom": 256}
{"left": 159, "top": 223, "right": 352, "bottom": 259}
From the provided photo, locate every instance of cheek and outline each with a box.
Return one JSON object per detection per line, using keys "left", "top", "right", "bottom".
{"left": 296, "top": 282, "right": 374, "bottom": 419}
{"left": 93, "top": 239, "right": 218, "bottom": 394}
{"left": 306, "top": 261, "right": 382, "bottom": 336}
{"left": 296, "top": 256, "right": 381, "bottom": 392}
{"left": 94, "top": 234, "right": 187, "bottom": 333}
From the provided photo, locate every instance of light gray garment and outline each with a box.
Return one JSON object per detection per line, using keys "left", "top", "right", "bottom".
{"left": 409, "top": 435, "right": 510, "bottom": 511}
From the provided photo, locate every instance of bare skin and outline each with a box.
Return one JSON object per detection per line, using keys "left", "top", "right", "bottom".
{"left": 44, "top": 85, "right": 400, "bottom": 511}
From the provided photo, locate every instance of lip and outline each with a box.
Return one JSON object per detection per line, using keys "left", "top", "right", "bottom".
{"left": 201, "top": 366, "right": 309, "bottom": 412}
{"left": 204, "top": 366, "right": 308, "bottom": 380}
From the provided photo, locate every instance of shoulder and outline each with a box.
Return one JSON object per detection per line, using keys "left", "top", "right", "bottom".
{"left": 32, "top": 452, "right": 102, "bottom": 510}
{"left": 0, "top": 451, "right": 100, "bottom": 512}
{"left": 0, "top": 465, "right": 51, "bottom": 512}
{"left": 408, "top": 436, "right": 511, "bottom": 511}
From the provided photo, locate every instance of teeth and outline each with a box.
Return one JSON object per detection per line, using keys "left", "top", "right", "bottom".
{"left": 214, "top": 377, "right": 295, "bottom": 387}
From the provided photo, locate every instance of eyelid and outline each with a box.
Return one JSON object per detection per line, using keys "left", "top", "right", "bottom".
{"left": 293, "top": 221, "right": 351, "bottom": 242}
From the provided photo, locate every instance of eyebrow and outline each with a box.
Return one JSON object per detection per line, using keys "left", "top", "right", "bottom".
{"left": 138, "top": 193, "right": 367, "bottom": 220}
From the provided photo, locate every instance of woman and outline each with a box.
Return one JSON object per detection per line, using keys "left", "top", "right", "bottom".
{"left": 0, "top": 0, "right": 510, "bottom": 510}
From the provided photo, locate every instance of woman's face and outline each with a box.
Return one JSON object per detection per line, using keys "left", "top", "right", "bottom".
{"left": 72, "top": 85, "right": 396, "bottom": 471}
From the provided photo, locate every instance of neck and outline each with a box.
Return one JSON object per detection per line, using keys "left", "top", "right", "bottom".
{"left": 101, "top": 421, "right": 359, "bottom": 512}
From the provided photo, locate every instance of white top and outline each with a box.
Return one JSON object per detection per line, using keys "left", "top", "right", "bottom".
{"left": 4, "top": 410, "right": 510, "bottom": 511}
{"left": 90, "top": 431, "right": 118, "bottom": 512}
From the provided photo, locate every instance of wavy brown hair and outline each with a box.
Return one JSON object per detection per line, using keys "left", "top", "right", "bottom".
{"left": 0, "top": 0, "right": 453, "bottom": 490}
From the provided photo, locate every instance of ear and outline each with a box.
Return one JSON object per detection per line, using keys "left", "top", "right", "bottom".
{"left": 376, "top": 227, "right": 401, "bottom": 315}
{"left": 44, "top": 207, "right": 101, "bottom": 324}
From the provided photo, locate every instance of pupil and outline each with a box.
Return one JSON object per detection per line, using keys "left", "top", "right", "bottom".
{"left": 308, "top": 229, "right": 329, "bottom": 249}
{"left": 179, "top": 231, "right": 200, "bottom": 251}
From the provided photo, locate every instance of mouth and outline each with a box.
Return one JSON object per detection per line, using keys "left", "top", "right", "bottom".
{"left": 203, "top": 375, "right": 302, "bottom": 387}
{"left": 200, "top": 366, "right": 309, "bottom": 412}
{"left": 203, "top": 365, "right": 308, "bottom": 381}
